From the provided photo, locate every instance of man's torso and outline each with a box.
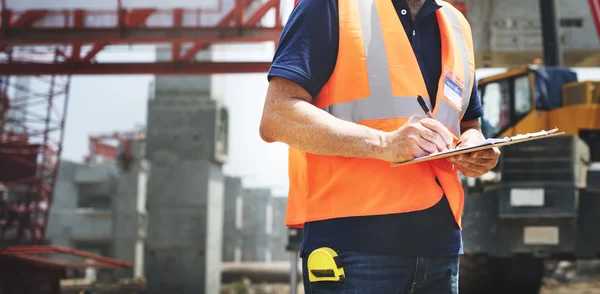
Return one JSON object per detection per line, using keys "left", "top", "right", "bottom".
{"left": 292, "top": 0, "right": 464, "bottom": 258}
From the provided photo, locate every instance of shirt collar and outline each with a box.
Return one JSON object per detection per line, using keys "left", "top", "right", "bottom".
{"left": 394, "top": 0, "right": 442, "bottom": 15}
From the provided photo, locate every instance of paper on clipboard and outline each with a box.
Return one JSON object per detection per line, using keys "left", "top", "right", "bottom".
{"left": 391, "top": 128, "right": 565, "bottom": 167}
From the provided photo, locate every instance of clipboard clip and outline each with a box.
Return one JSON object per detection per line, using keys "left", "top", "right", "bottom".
{"left": 506, "top": 128, "right": 559, "bottom": 141}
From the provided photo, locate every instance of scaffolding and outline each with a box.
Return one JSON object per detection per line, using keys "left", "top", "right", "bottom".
{"left": 0, "top": 47, "right": 70, "bottom": 245}
{"left": 0, "top": 0, "right": 283, "bottom": 75}
{"left": 0, "top": 0, "right": 284, "bottom": 248}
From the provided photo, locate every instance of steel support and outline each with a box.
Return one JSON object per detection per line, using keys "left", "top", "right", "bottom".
{"left": 539, "top": 0, "right": 563, "bottom": 66}
{"left": 0, "top": 27, "right": 282, "bottom": 46}
{"left": 0, "top": 1, "right": 283, "bottom": 75}
{"left": 589, "top": 0, "right": 600, "bottom": 41}
{"left": 290, "top": 252, "right": 299, "bottom": 294}
{"left": 0, "top": 61, "right": 273, "bottom": 75}
{"left": 0, "top": 49, "right": 70, "bottom": 245}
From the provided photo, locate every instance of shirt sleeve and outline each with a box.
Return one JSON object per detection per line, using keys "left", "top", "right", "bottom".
{"left": 461, "top": 72, "right": 484, "bottom": 122}
{"left": 267, "top": 0, "right": 339, "bottom": 98}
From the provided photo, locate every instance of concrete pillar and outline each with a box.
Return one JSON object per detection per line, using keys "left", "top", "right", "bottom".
{"left": 112, "top": 139, "right": 148, "bottom": 279}
{"left": 46, "top": 160, "right": 79, "bottom": 248}
{"left": 270, "top": 197, "right": 288, "bottom": 261}
{"left": 144, "top": 44, "right": 227, "bottom": 294}
{"left": 241, "top": 188, "right": 272, "bottom": 262}
{"left": 223, "top": 176, "right": 243, "bottom": 262}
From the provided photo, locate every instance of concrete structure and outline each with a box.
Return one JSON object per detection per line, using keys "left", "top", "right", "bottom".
{"left": 241, "top": 188, "right": 272, "bottom": 262}
{"left": 46, "top": 141, "right": 148, "bottom": 280}
{"left": 111, "top": 139, "right": 149, "bottom": 279}
{"left": 47, "top": 160, "right": 117, "bottom": 255}
{"left": 465, "top": 0, "right": 600, "bottom": 67}
{"left": 144, "top": 44, "right": 227, "bottom": 294}
{"left": 270, "top": 196, "right": 288, "bottom": 262}
{"left": 223, "top": 176, "right": 243, "bottom": 262}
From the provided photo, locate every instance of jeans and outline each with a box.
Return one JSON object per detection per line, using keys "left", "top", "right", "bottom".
{"left": 302, "top": 251, "right": 459, "bottom": 294}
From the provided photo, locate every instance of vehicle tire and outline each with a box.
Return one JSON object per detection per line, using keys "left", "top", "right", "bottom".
{"left": 489, "top": 255, "right": 544, "bottom": 294}
{"left": 458, "top": 253, "right": 490, "bottom": 294}
{"left": 459, "top": 254, "right": 544, "bottom": 294}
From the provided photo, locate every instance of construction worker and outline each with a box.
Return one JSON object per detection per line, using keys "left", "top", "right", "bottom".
{"left": 259, "top": 0, "right": 500, "bottom": 293}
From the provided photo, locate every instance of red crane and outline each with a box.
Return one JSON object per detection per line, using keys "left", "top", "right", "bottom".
{"left": 0, "top": 0, "right": 283, "bottom": 75}
{"left": 84, "top": 130, "right": 146, "bottom": 171}
{"left": 0, "top": 0, "right": 284, "bottom": 247}
{"left": 0, "top": 1, "right": 284, "bottom": 292}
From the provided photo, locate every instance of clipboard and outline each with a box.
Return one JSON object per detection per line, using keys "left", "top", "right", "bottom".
{"left": 391, "top": 128, "right": 565, "bottom": 167}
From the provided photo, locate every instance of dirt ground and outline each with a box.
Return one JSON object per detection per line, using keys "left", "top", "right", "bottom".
{"left": 541, "top": 278, "right": 600, "bottom": 294}
{"left": 220, "top": 279, "right": 600, "bottom": 294}
{"left": 540, "top": 260, "right": 600, "bottom": 294}
{"left": 221, "top": 260, "right": 600, "bottom": 294}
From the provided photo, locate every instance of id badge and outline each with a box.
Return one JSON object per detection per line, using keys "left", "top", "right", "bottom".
{"left": 443, "top": 66, "right": 464, "bottom": 110}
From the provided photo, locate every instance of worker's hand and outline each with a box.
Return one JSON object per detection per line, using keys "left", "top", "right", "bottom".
{"left": 377, "top": 116, "right": 454, "bottom": 163}
{"left": 447, "top": 128, "right": 501, "bottom": 177}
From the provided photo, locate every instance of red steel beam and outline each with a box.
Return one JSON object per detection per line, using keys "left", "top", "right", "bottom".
{"left": 180, "top": 0, "right": 258, "bottom": 61}
{"left": 70, "top": 10, "right": 84, "bottom": 61}
{"left": 10, "top": 10, "right": 47, "bottom": 28}
{"left": 0, "top": 61, "right": 273, "bottom": 75}
{"left": 245, "top": 0, "right": 279, "bottom": 26}
{"left": 589, "top": 0, "right": 600, "bottom": 41}
{"left": 80, "top": 9, "right": 157, "bottom": 62}
{"left": 172, "top": 9, "right": 183, "bottom": 60}
{"left": 0, "top": 245, "right": 133, "bottom": 269}
{"left": 0, "top": 27, "right": 282, "bottom": 46}
{"left": 124, "top": 8, "right": 156, "bottom": 26}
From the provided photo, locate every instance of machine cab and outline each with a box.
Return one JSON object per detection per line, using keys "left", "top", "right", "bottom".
{"left": 477, "top": 65, "right": 600, "bottom": 162}
{"left": 477, "top": 67, "right": 536, "bottom": 139}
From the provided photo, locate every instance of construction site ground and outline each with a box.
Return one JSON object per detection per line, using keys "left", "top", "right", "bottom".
{"left": 57, "top": 259, "right": 600, "bottom": 293}
{"left": 220, "top": 260, "right": 600, "bottom": 294}
{"left": 221, "top": 280, "right": 600, "bottom": 294}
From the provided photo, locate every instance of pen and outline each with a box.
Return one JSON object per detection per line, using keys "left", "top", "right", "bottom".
{"left": 417, "top": 95, "right": 434, "bottom": 119}
{"left": 416, "top": 95, "right": 453, "bottom": 149}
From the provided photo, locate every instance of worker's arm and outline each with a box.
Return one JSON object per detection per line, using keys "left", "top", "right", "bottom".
{"left": 259, "top": 0, "right": 452, "bottom": 162}
{"left": 259, "top": 77, "right": 454, "bottom": 163}
{"left": 447, "top": 119, "right": 501, "bottom": 177}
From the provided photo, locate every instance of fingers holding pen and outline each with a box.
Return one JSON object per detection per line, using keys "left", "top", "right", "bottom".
{"left": 377, "top": 116, "right": 460, "bottom": 163}
{"left": 412, "top": 123, "right": 449, "bottom": 152}
{"left": 419, "top": 118, "right": 454, "bottom": 147}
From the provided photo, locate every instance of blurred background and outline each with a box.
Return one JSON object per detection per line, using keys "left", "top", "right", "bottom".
{"left": 0, "top": 0, "right": 599, "bottom": 293}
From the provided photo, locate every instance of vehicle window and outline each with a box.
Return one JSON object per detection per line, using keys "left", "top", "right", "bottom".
{"left": 513, "top": 75, "right": 532, "bottom": 118}
{"left": 480, "top": 80, "right": 511, "bottom": 138}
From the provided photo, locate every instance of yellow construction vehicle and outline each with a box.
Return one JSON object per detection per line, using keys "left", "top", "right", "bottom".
{"left": 458, "top": 65, "right": 600, "bottom": 294}
{"left": 477, "top": 66, "right": 599, "bottom": 155}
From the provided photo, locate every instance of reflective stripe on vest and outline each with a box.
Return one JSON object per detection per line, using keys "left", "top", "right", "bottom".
{"left": 321, "top": 0, "right": 472, "bottom": 136}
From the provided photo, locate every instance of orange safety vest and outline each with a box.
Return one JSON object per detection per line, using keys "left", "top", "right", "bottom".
{"left": 285, "top": 0, "right": 475, "bottom": 229}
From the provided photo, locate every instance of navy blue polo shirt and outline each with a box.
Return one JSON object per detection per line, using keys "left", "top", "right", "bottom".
{"left": 268, "top": 0, "right": 483, "bottom": 258}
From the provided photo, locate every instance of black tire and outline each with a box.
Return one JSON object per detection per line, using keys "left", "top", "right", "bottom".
{"left": 459, "top": 253, "right": 490, "bottom": 294}
{"left": 459, "top": 254, "right": 544, "bottom": 294}
{"left": 489, "top": 255, "right": 544, "bottom": 294}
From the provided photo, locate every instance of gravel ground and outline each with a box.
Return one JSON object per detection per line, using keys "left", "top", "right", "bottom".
{"left": 541, "top": 278, "right": 600, "bottom": 294}
{"left": 220, "top": 280, "right": 600, "bottom": 294}
{"left": 541, "top": 260, "right": 600, "bottom": 294}
{"left": 221, "top": 281, "right": 600, "bottom": 294}
{"left": 222, "top": 260, "right": 600, "bottom": 294}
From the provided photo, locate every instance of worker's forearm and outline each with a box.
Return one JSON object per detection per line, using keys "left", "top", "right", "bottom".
{"left": 260, "top": 96, "right": 386, "bottom": 160}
